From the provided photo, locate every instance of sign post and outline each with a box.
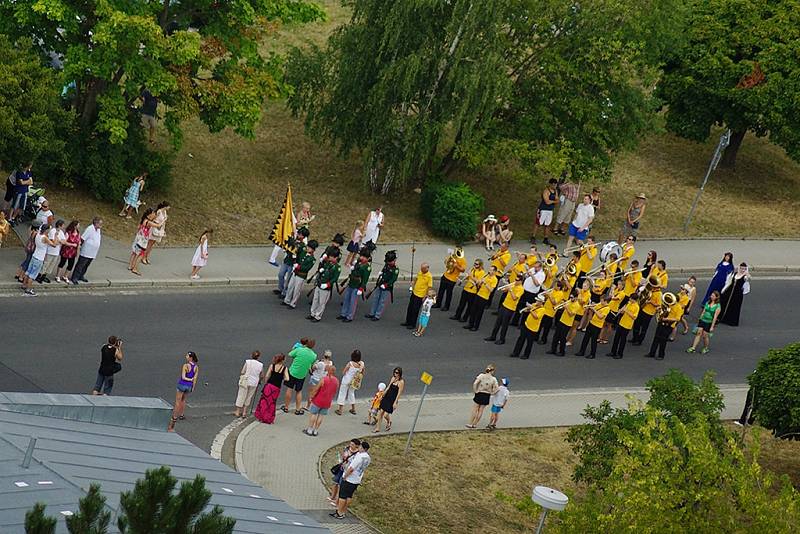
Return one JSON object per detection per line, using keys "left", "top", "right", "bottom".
{"left": 404, "top": 372, "right": 432, "bottom": 454}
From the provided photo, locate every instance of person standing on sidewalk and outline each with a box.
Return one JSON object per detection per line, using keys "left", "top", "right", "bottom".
{"left": 365, "top": 250, "right": 399, "bottom": 321}
{"left": 142, "top": 201, "right": 169, "bottom": 264}
{"left": 190, "top": 228, "right": 212, "bottom": 279}
{"left": 618, "top": 194, "right": 646, "bottom": 243}
{"left": 562, "top": 194, "right": 595, "bottom": 255}
{"left": 553, "top": 178, "right": 579, "bottom": 236}
{"left": 303, "top": 365, "right": 339, "bottom": 436}
{"left": 530, "top": 178, "right": 559, "bottom": 245}
{"left": 21, "top": 224, "right": 56, "bottom": 297}
{"left": 40, "top": 219, "right": 66, "bottom": 283}
{"left": 254, "top": 354, "right": 289, "bottom": 424}
{"left": 55, "top": 220, "right": 80, "bottom": 283}
{"left": 234, "top": 351, "right": 264, "bottom": 418}
{"left": 339, "top": 249, "right": 371, "bottom": 323}
{"left": 487, "top": 378, "right": 510, "bottom": 430}
{"left": 402, "top": 263, "right": 433, "bottom": 329}
{"left": 373, "top": 368, "right": 404, "bottom": 433}
{"left": 330, "top": 441, "right": 371, "bottom": 520}
{"left": 308, "top": 253, "right": 342, "bottom": 322}
{"left": 363, "top": 206, "right": 384, "bottom": 247}
{"left": 70, "top": 217, "right": 102, "bottom": 285}
{"left": 335, "top": 350, "right": 365, "bottom": 415}
{"left": 91, "top": 336, "right": 123, "bottom": 395}
{"left": 466, "top": 364, "right": 498, "bottom": 428}
{"left": 282, "top": 338, "right": 317, "bottom": 415}
{"left": 170, "top": 351, "right": 199, "bottom": 429}
{"left": 329, "top": 439, "right": 361, "bottom": 505}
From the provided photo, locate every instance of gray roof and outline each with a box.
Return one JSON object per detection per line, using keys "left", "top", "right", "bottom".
{"left": 0, "top": 397, "right": 326, "bottom": 533}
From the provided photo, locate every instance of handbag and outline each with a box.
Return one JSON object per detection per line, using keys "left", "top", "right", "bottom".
{"left": 330, "top": 463, "right": 342, "bottom": 475}
{"left": 112, "top": 362, "right": 123, "bottom": 374}
{"left": 238, "top": 374, "right": 249, "bottom": 387}
{"left": 350, "top": 368, "right": 363, "bottom": 390}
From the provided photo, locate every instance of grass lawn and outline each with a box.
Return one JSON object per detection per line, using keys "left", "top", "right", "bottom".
{"left": 324, "top": 425, "right": 800, "bottom": 534}
{"left": 33, "top": 0, "right": 800, "bottom": 245}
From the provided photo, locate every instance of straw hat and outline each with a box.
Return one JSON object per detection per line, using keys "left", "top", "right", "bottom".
{"left": 636, "top": 193, "right": 647, "bottom": 200}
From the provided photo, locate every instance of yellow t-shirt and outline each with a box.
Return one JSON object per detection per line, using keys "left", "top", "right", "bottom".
{"left": 502, "top": 284, "right": 525, "bottom": 311}
{"left": 463, "top": 267, "right": 485, "bottom": 294}
{"left": 666, "top": 303, "right": 684, "bottom": 322}
{"left": 619, "top": 244, "right": 635, "bottom": 270}
{"left": 591, "top": 276, "right": 612, "bottom": 295}
{"left": 678, "top": 292, "right": 690, "bottom": 309}
{"left": 590, "top": 304, "right": 610, "bottom": 329}
{"left": 526, "top": 254, "right": 538, "bottom": 268}
{"left": 609, "top": 290, "right": 625, "bottom": 313}
{"left": 641, "top": 289, "right": 662, "bottom": 315}
{"left": 576, "top": 289, "right": 591, "bottom": 315}
{"left": 623, "top": 271, "right": 642, "bottom": 296}
{"left": 543, "top": 289, "right": 566, "bottom": 318}
{"left": 413, "top": 271, "right": 433, "bottom": 298}
{"left": 477, "top": 273, "right": 498, "bottom": 300}
{"left": 578, "top": 244, "right": 597, "bottom": 273}
{"left": 508, "top": 262, "right": 528, "bottom": 283}
{"left": 559, "top": 300, "right": 582, "bottom": 327}
{"left": 658, "top": 269, "right": 669, "bottom": 289}
{"left": 490, "top": 250, "right": 511, "bottom": 273}
{"left": 444, "top": 256, "right": 467, "bottom": 283}
{"left": 607, "top": 262, "right": 619, "bottom": 277}
{"left": 525, "top": 306, "right": 545, "bottom": 332}
{"left": 618, "top": 300, "right": 640, "bottom": 330}
{"left": 544, "top": 263, "right": 559, "bottom": 289}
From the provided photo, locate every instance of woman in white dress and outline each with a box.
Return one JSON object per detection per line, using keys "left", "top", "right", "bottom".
{"left": 190, "top": 229, "right": 212, "bottom": 279}
{"left": 143, "top": 201, "right": 170, "bottom": 264}
{"left": 363, "top": 207, "right": 384, "bottom": 246}
{"left": 335, "top": 350, "right": 365, "bottom": 415}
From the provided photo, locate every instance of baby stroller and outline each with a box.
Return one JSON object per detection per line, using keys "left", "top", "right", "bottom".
{"left": 23, "top": 187, "right": 46, "bottom": 222}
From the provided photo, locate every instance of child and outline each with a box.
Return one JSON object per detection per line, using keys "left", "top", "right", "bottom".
{"left": 414, "top": 290, "right": 436, "bottom": 337}
{"left": 0, "top": 211, "right": 9, "bottom": 247}
{"left": 345, "top": 220, "right": 364, "bottom": 268}
{"left": 306, "top": 350, "right": 334, "bottom": 410}
{"left": 363, "top": 382, "right": 387, "bottom": 425}
{"left": 488, "top": 378, "right": 510, "bottom": 430}
{"left": 190, "top": 228, "right": 212, "bottom": 279}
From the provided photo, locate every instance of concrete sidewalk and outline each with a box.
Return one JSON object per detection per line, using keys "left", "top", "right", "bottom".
{"left": 1, "top": 228, "right": 799, "bottom": 292}
{"left": 235, "top": 385, "right": 749, "bottom": 533}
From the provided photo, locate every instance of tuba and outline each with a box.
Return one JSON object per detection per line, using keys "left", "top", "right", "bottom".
{"left": 638, "top": 274, "right": 661, "bottom": 305}
{"left": 656, "top": 292, "right": 677, "bottom": 321}
{"left": 545, "top": 254, "right": 558, "bottom": 268}
{"left": 445, "top": 254, "right": 456, "bottom": 271}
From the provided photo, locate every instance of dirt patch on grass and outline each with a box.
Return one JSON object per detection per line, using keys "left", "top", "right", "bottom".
{"left": 323, "top": 425, "right": 800, "bottom": 534}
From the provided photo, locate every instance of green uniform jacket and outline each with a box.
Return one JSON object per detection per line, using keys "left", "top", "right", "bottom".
{"left": 348, "top": 262, "right": 371, "bottom": 290}
{"left": 295, "top": 253, "right": 316, "bottom": 279}
{"left": 316, "top": 262, "right": 341, "bottom": 290}
{"left": 282, "top": 237, "right": 298, "bottom": 265}
{"left": 378, "top": 265, "right": 400, "bottom": 290}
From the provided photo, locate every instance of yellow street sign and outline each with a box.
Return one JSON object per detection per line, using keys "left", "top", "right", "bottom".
{"left": 420, "top": 372, "right": 433, "bottom": 385}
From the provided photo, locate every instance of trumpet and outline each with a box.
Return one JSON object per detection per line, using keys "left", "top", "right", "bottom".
{"left": 562, "top": 244, "right": 584, "bottom": 254}
{"left": 520, "top": 301, "right": 545, "bottom": 314}
{"left": 623, "top": 266, "right": 648, "bottom": 276}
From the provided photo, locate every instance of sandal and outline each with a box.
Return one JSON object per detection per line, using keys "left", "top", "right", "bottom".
{"left": 131, "top": 270, "right": 141, "bottom": 276}
{"left": 334, "top": 409, "right": 343, "bottom": 416}
{"left": 349, "top": 409, "right": 357, "bottom": 415}
{"left": 385, "top": 423, "right": 391, "bottom": 431}
{"left": 295, "top": 409, "right": 304, "bottom": 415}
{"left": 280, "top": 405, "right": 289, "bottom": 413}
{"left": 178, "top": 415, "right": 185, "bottom": 420}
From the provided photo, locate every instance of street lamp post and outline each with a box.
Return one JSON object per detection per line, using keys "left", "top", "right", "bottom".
{"left": 532, "top": 485, "right": 569, "bottom": 534}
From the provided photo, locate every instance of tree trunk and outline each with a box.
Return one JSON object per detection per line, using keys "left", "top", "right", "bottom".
{"left": 368, "top": 161, "right": 394, "bottom": 195}
{"left": 79, "top": 78, "right": 105, "bottom": 128}
{"left": 159, "top": 0, "right": 171, "bottom": 31}
{"left": 719, "top": 129, "right": 746, "bottom": 169}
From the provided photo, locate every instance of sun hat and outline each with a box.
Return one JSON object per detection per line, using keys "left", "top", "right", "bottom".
{"left": 484, "top": 214, "right": 497, "bottom": 223}
{"left": 636, "top": 193, "right": 647, "bottom": 199}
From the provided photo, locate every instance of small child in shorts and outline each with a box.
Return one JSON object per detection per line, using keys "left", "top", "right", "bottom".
{"left": 363, "top": 382, "right": 387, "bottom": 425}
{"left": 413, "top": 290, "right": 437, "bottom": 337}
{"left": 488, "top": 377, "right": 510, "bottom": 430}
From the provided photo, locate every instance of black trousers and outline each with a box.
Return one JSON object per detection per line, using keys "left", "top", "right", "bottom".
{"left": 738, "top": 386, "right": 756, "bottom": 425}
{"left": 467, "top": 297, "right": 489, "bottom": 329}
{"left": 404, "top": 294, "right": 423, "bottom": 326}
{"left": 632, "top": 311, "right": 654, "bottom": 343}
{"left": 453, "top": 291, "right": 475, "bottom": 321}
{"left": 489, "top": 307, "right": 514, "bottom": 342}
{"left": 647, "top": 323, "right": 672, "bottom": 358}
{"left": 435, "top": 276, "right": 456, "bottom": 310}
{"left": 511, "top": 324, "right": 538, "bottom": 358}
{"left": 485, "top": 275, "right": 502, "bottom": 308}
{"left": 578, "top": 324, "right": 602, "bottom": 356}
{"left": 70, "top": 256, "right": 93, "bottom": 282}
{"left": 575, "top": 271, "right": 587, "bottom": 291}
{"left": 511, "top": 290, "right": 537, "bottom": 326}
{"left": 610, "top": 325, "right": 630, "bottom": 357}
{"left": 539, "top": 314, "right": 556, "bottom": 344}
{"left": 550, "top": 321, "right": 570, "bottom": 354}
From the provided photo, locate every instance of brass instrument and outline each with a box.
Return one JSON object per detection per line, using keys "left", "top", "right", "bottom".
{"left": 445, "top": 254, "right": 456, "bottom": 271}
{"left": 638, "top": 274, "right": 661, "bottom": 305}
{"left": 623, "top": 266, "right": 648, "bottom": 276}
{"left": 586, "top": 256, "right": 623, "bottom": 276}
{"left": 656, "top": 292, "right": 677, "bottom": 321}
{"left": 520, "top": 301, "right": 545, "bottom": 314}
{"left": 562, "top": 244, "right": 584, "bottom": 255}
{"left": 544, "top": 254, "right": 558, "bottom": 268}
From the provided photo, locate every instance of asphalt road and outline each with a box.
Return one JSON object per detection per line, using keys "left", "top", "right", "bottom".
{"left": 2, "top": 280, "right": 798, "bottom": 449}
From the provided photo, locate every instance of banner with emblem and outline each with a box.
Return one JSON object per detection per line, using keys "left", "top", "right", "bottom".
{"left": 269, "top": 183, "right": 296, "bottom": 253}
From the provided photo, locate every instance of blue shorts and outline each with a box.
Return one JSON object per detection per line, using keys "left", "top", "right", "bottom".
{"left": 491, "top": 405, "right": 503, "bottom": 414}
{"left": 310, "top": 404, "right": 328, "bottom": 415}
{"left": 418, "top": 314, "right": 430, "bottom": 328}
{"left": 25, "top": 256, "right": 44, "bottom": 279}
{"left": 11, "top": 192, "right": 27, "bottom": 210}
{"left": 176, "top": 383, "right": 193, "bottom": 393}
{"left": 568, "top": 223, "right": 588, "bottom": 241}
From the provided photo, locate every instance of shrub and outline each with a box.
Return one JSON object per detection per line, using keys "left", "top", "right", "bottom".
{"left": 420, "top": 181, "right": 484, "bottom": 243}
{"left": 750, "top": 342, "right": 800, "bottom": 439}
{"left": 68, "top": 123, "right": 172, "bottom": 202}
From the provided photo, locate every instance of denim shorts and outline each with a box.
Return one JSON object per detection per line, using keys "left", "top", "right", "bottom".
{"left": 176, "top": 383, "right": 193, "bottom": 393}
{"left": 309, "top": 404, "right": 328, "bottom": 415}
{"left": 491, "top": 405, "right": 503, "bottom": 414}
{"left": 25, "top": 256, "right": 44, "bottom": 279}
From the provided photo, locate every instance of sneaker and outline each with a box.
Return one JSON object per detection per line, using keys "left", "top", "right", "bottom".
{"left": 191, "top": 274, "right": 200, "bottom": 280}
{"left": 329, "top": 513, "right": 346, "bottom": 520}
{"left": 24, "top": 289, "right": 37, "bottom": 296}
{"left": 269, "top": 260, "right": 279, "bottom": 267}
{"left": 733, "top": 421, "right": 743, "bottom": 427}
{"left": 686, "top": 347, "right": 696, "bottom": 353}
{"left": 700, "top": 348, "right": 710, "bottom": 354}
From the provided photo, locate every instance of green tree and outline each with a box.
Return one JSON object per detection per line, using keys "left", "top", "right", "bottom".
{"left": 117, "top": 466, "right": 235, "bottom": 534}
{"left": 24, "top": 503, "right": 56, "bottom": 534}
{"left": 65, "top": 483, "right": 111, "bottom": 534}
{"left": 288, "top": 0, "right": 685, "bottom": 193}
{"left": 749, "top": 342, "right": 800, "bottom": 439}
{"left": 656, "top": 0, "right": 800, "bottom": 168}
{"left": 0, "top": 35, "right": 72, "bottom": 171}
{"left": 556, "top": 407, "right": 800, "bottom": 533}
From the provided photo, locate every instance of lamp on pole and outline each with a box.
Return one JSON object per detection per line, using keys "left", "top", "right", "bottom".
{"left": 532, "top": 485, "right": 568, "bottom": 534}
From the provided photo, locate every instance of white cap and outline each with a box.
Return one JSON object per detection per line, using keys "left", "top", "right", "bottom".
{"left": 378, "top": 382, "right": 387, "bottom": 392}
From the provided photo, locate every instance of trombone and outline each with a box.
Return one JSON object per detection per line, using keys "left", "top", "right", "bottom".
{"left": 562, "top": 244, "right": 584, "bottom": 255}
{"left": 586, "top": 256, "right": 624, "bottom": 276}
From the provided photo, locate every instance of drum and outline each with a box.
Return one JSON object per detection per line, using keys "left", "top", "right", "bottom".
{"left": 599, "top": 241, "right": 623, "bottom": 262}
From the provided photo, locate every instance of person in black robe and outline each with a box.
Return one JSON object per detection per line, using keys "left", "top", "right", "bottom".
{"left": 720, "top": 263, "right": 750, "bottom": 327}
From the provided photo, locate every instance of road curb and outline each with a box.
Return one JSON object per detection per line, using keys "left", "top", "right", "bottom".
{"left": 233, "top": 420, "right": 259, "bottom": 482}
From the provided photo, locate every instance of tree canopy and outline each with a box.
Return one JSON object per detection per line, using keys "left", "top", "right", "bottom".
{"left": 288, "top": 0, "right": 687, "bottom": 193}
{"left": 749, "top": 342, "right": 800, "bottom": 439}
{"left": 656, "top": 0, "right": 800, "bottom": 168}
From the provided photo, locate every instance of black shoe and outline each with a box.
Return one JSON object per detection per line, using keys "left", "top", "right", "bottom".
{"left": 538, "top": 339, "right": 548, "bottom": 345}
{"left": 370, "top": 317, "right": 380, "bottom": 321}
{"left": 605, "top": 353, "right": 616, "bottom": 358}
{"left": 342, "top": 318, "right": 352, "bottom": 322}
{"left": 406, "top": 325, "right": 415, "bottom": 330}
{"left": 440, "top": 307, "right": 449, "bottom": 312}
{"left": 364, "top": 314, "right": 374, "bottom": 319}
{"left": 543, "top": 238, "right": 551, "bottom": 245}
{"left": 449, "top": 316, "right": 460, "bottom": 321}
{"left": 458, "top": 318, "right": 468, "bottom": 323}
{"left": 509, "top": 353, "right": 519, "bottom": 358}
{"left": 530, "top": 237, "right": 537, "bottom": 244}
{"left": 557, "top": 351, "right": 565, "bottom": 357}
{"left": 494, "top": 340, "right": 505, "bottom": 345}
{"left": 79, "top": 278, "right": 89, "bottom": 283}
{"left": 655, "top": 355, "right": 664, "bottom": 360}
{"left": 42, "top": 276, "right": 51, "bottom": 284}
{"left": 469, "top": 327, "right": 479, "bottom": 332}
{"left": 484, "top": 337, "right": 496, "bottom": 342}
{"left": 280, "top": 301, "right": 289, "bottom": 306}
{"left": 463, "top": 325, "right": 473, "bottom": 330}
{"left": 336, "top": 315, "right": 344, "bottom": 320}
{"left": 491, "top": 311, "right": 499, "bottom": 316}
{"left": 613, "top": 354, "right": 623, "bottom": 359}
{"left": 305, "top": 315, "right": 314, "bottom": 320}
{"left": 545, "top": 350, "right": 556, "bottom": 355}
{"left": 272, "top": 289, "right": 281, "bottom": 295}
{"left": 575, "top": 352, "right": 585, "bottom": 357}
{"left": 400, "top": 322, "right": 410, "bottom": 327}
{"left": 520, "top": 355, "right": 529, "bottom": 360}
{"left": 585, "top": 354, "right": 595, "bottom": 359}
{"left": 644, "top": 353, "right": 654, "bottom": 358}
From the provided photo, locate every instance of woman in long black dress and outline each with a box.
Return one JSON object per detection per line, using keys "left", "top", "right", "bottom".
{"left": 720, "top": 263, "right": 751, "bottom": 327}
{"left": 374, "top": 367, "right": 404, "bottom": 433}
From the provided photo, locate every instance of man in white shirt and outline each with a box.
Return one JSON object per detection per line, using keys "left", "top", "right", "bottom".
{"left": 331, "top": 441, "right": 371, "bottom": 520}
{"left": 70, "top": 217, "right": 103, "bottom": 284}
{"left": 563, "top": 194, "right": 595, "bottom": 256}
{"left": 512, "top": 263, "right": 546, "bottom": 326}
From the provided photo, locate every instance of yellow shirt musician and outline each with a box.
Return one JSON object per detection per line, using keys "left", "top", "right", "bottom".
{"left": 641, "top": 288, "right": 662, "bottom": 316}
{"left": 413, "top": 270, "right": 433, "bottom": 298}
{"left": 609, "top": 286, "right": 625, "bottom": 313}
{"left": 578, "top": 238, "right": 597, "bottom": 274}
{"left": 525, "top": 304, "right": 545, "bottom": 332}
{"left": 606, "top": 260, "right": 620, "bottom": 278}
{"left": 543, "top": 288, "right": 566, "bottom": 318}
{"left": 544, "top": 261, "right": 559, "bottom": 289}
{"left": 508, "top": 255, "right": 528, "bottom": 283}
{"left": 502, "top": 282, "right": 525, "bottom": 311}
{"left": 576, "top": 287, "right": 591, "bottom": 316}
{"left": 477, "top": 270, "right": 499, "bottom": 300}
{"left": 490, "top": 245, "right": 512, "bottom": 274}
{"left": 463, "top": 265, "right": 486, "bottom": 294}
{"left": 623, "top": 264, "right": 643, "bottom": 297}
{"left": 619, "top": 237, "right": 636, "bottom": 270}
{"left": 618, "top": 300, "right": 640, "bottom": 331}
{"left": 590, "top": 274, "right": 612, "bottom": 297}
{"left": 590, "top": 304, "right": 610, "bottom": 329}
{"left": 443, "top": 251, "right": 467, "bottom": 283}
{"left": 559, "top": 299, "right": 582, "bottom": 327}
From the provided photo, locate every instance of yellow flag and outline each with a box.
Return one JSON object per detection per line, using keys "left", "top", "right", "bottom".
{"left": 269, "top": 183, "right": 296, "bottom": 253}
